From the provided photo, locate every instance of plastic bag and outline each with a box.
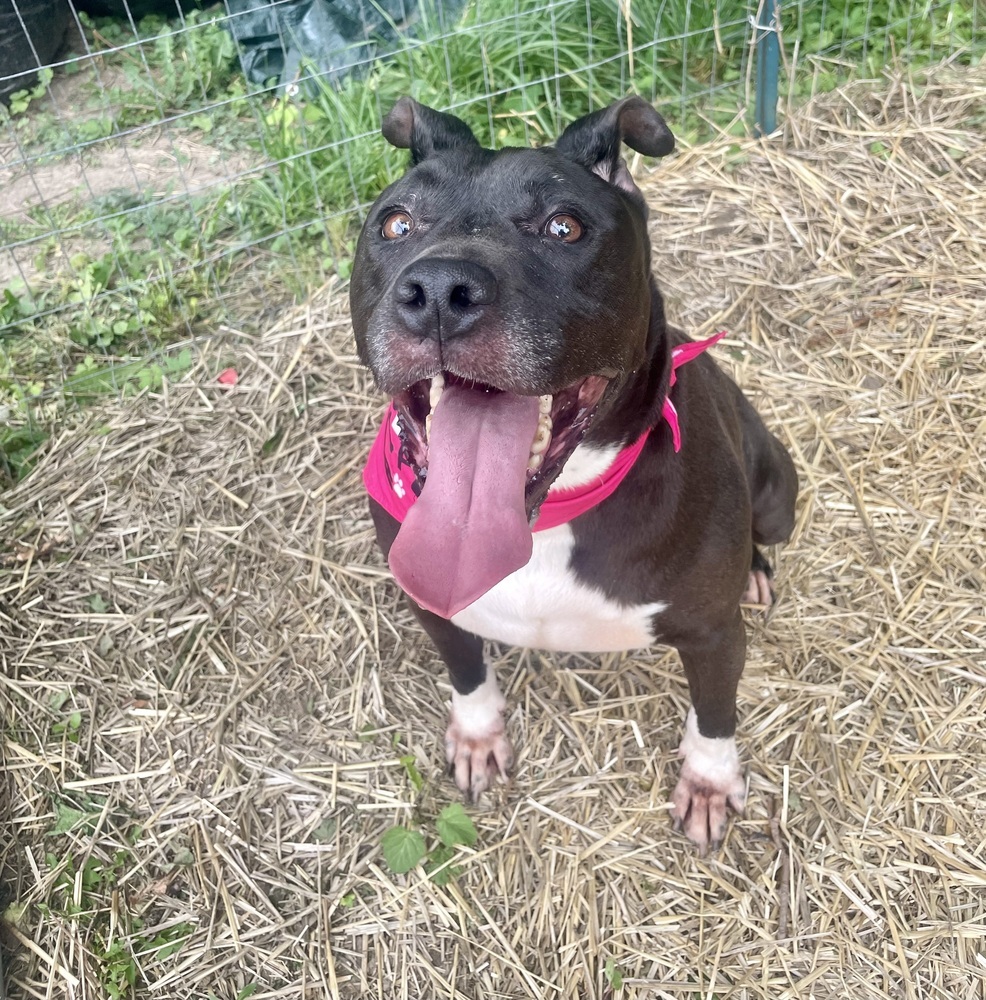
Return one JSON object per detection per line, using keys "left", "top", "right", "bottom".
{"left": 225, "top": 0, "right": 464, "bottom": 89}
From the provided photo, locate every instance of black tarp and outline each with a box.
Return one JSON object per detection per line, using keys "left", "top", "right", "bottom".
{"left": 224, "top": 0, "right": 464, "bottom": 90}
{"left": 2, "top": 0, "right": 466, "bottom": 105}
{"left": 0, "top": 0, "right": 71, "bottom": 104}
{"left": 71, "top": 0, "right": 204, "bottom": 18}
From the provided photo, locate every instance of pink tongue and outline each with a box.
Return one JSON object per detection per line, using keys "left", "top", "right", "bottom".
{"left": 388, "top": 385, "right": 539, "bottom": 619}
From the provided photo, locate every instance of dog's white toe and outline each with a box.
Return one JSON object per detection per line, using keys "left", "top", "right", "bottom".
{"left": 670, "top": 708, "right": 746, "bottom": 852}
{"left": 445, "top": 671, "right": 513, "bottom": 800}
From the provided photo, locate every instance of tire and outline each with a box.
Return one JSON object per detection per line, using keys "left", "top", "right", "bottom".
{"left": 0, "top": 0, "right": 71, "bottom": 105}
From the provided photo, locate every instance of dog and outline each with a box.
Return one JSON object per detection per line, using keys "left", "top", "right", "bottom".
{"left": 351, "top": 96, "right": 798, "bottom": 851}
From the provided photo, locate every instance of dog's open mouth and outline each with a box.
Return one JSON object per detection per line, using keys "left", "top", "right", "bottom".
{"left": 386, "top": 371, "right": 610, "bottom": 619}
{"left": 394, "top": 371, "right": 609, "bottom": 510}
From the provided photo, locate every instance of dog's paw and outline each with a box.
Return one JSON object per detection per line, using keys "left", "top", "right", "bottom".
{"left": 741, "top": 569, "right": 774, "bottom": 608}
{"left": 742, "top": 547, "right": 776, "bottom": 609}
{"left": 445, "top": 674, "right": 513, "bottom": 802}
{"left": 670, "top": 709, "right": 746, "bottom": 852}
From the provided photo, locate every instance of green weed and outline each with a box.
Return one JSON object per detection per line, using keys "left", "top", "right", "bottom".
{"left": 604, "top": 957, "right": 624, "bottom": 991}
{"left": 381, "top": 801, "right": 478, "bottom": 884}
{"left": 0, "top": 425, "right": 46, "bottom": 487}
{"left": 0, "top": 281, "right": 37, "bottom": 331}
{"left": 8, "top": 11, "right": 241, "bottom": 153}
{"left": 2, "top": 191, "right": 225, "bottom": 402}
{"left": 791, "top": 0, "right": 979, "bottom": 63}
{"left": 3, "top": 68, "right": 54, "bottom": 117}
{"left": 50, "top": 696, "right": 84, "bottom": 742}
{"left": 32, "top": 835, "right": 195, "bottom": 997}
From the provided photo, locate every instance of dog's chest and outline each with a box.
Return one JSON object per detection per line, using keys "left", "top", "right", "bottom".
{"left": 451, "top": 523, "right": 667, "bottom": 652}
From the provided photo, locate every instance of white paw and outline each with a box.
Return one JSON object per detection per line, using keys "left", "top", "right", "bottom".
{"left": 670, "top": 708, "right": 747, "bottom": 852}
{"left": 445, "top": 672, "right": 513, "bottom": 802}
{"left": 741, "top": 569, "right": 774, "bottom": 608}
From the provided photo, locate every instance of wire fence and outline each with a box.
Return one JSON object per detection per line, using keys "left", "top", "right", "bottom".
{"left": 0, "top": 0, "right": 981, "bottom": 481}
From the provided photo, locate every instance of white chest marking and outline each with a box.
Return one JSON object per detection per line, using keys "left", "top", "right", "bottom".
{"left": 551, "top": 442, "right": 621, "bottom": 490}
{"left": 451, "top": 522, "right": 667, "bottom": 653}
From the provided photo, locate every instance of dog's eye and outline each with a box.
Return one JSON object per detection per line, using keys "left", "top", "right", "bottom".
{"left": 545, "top": 214, "right": 584, "bottom": 243}
{"left": 382, "top": 211, "right": 414, "bottom": 240}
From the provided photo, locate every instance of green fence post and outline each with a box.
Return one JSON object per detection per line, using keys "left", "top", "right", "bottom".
{"left": 755, "top": 0, "right": 781, "bottom": 136}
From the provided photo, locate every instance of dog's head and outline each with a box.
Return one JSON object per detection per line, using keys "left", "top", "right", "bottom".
{"left": 352, "top": 97, "right": 674, "bottom": 616}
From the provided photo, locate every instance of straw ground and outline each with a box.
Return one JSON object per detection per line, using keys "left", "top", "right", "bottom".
{"left": 1, "top": 66, "right": 984, "bottom": 999}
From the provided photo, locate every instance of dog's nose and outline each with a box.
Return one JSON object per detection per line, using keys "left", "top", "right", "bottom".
{"left": 394, "top": 258, "right": 497, "bottom": 340}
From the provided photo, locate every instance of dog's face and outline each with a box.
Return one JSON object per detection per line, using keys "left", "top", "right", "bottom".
{"left": 352, "top": 97, "right": 674, "bottom": 520}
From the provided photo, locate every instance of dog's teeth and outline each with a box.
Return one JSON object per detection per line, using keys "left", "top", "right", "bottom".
{"left": 527, "top": 452, "right": 544, "bottom": 471}
{"left": 425, "top": 414, "right": 432, "bottom": 442}
{"left": 429, "top": 374, "right": 445, "bottom": 410}
{"left": 530, "top": 423, "right": 551, "bottom": 455}
{"left": 539, "top": 394, "right": 552, "bottom": 415}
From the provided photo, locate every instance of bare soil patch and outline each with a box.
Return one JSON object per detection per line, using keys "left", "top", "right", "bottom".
{"left": 0, "top": 134, "right": 253, "bottom": 222}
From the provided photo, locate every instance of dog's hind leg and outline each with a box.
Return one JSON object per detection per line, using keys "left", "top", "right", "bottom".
{"left": 732, "top": 391, "right": 798, "bottom": 607}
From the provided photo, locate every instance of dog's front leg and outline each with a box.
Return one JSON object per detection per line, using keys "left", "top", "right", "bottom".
{"left": 408, "top": 606, "right": 512, "bottom": 801}
{"left": 369, "top": 498, "right": 512, "bottom": 800}
{"left": 671, "top": 612, "right": 748, "bottom": 851}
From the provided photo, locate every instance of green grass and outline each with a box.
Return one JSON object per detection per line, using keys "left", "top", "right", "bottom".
{"left": 35, "top": 841, "right": 195, "bottom": 998}
{"left": 0, "top": 0, "right": 981, "bottom": 486}
{"left": 10, "top": 10, "right": 241, "bottom": 150}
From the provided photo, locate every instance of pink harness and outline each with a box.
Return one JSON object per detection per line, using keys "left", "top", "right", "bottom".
{"left": 363, "top": 331, "right": 725, "bottom": 530}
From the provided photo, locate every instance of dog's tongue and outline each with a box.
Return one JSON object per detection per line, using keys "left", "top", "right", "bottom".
{"left": 388, "top": 385, "right": 539, "bottom": 619}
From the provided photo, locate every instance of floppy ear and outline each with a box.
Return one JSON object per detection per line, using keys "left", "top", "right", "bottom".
{"left": 382, "top": 97, "right": 482, "bottom": 165}
{"left": 555, "top": 96, "right": 674, "bottom": 194}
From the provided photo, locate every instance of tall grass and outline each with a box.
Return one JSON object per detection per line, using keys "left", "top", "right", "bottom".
{"left": 0, "top": 0, "right": 980, "bottom": 481}
{"left": 237, "top": 0, "right": 981, "bottom": 260}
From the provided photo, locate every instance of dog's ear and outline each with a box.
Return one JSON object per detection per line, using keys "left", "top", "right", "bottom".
{"left": 556, "top": 96, "right": 674, "bottom": 195}
{"left": 382, "top": 97, "right": 482, "bottom": 165}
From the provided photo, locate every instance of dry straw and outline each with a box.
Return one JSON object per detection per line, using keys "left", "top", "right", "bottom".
{"left": 2, "top": 65, "right": 985, "bottom": 999}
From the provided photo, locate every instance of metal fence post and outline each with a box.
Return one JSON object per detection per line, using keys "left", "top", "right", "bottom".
{"left": 755, "top": 0, "right": 781, "bottom": 136}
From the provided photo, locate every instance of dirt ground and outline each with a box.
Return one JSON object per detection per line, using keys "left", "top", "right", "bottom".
{"left": 0, "top": 135, "right": 251, "bottom": 222}
{"left": 1, "top": 68, "right": 985, "bottom": 999}
{"left": 0, "top": 56, "right": 257, "bottom": 287}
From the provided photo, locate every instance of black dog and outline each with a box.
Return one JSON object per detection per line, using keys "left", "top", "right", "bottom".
{"left": 352, "top": 96, "right": 797, "bottom": 850}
